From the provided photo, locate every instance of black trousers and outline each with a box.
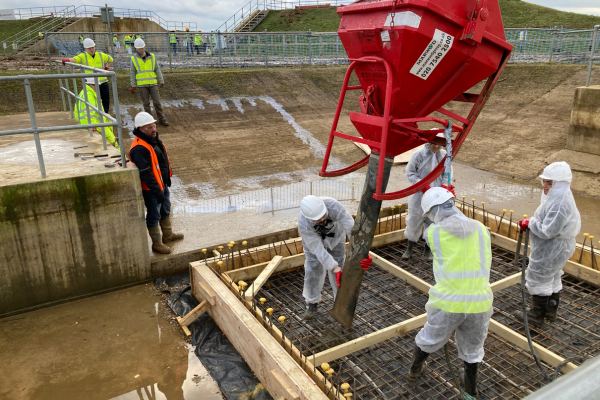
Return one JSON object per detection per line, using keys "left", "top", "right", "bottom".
{"left": 99, "top": 82, "right": 110, "bottom": 113}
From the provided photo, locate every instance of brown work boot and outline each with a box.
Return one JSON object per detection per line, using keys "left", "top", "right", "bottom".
{"left": 159, "top": 216, "right": 184, "bottom": 243}
{"left": 159, "top": 119, "right": 169, "bottom": 126}
{"left": 148, "top": 225, "right": 172, "bottom": 254}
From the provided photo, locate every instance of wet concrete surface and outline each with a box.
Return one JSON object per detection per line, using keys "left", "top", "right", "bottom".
{"left": 0, "top": 284, "right": 222, "bottom": 400}
{"left": 157, "top": 160, "right": 600, "bottom": 257}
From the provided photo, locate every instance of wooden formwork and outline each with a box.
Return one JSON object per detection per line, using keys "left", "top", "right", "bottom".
{"left": 187, "top": 205, "right": 600, "bottom": 399}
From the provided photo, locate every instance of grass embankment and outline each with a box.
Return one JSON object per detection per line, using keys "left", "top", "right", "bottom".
{"left": 0, "top": 20, "right": 42, "bottom": 43}
{"left": 256, "top": 0, "right": 600, "bottom": 32}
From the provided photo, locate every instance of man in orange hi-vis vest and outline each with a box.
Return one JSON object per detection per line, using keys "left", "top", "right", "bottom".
{"left": 129, "top": 111, "right": 184, "bottom": 254}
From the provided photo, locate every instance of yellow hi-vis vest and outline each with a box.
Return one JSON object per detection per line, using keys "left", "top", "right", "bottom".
{"left": 131, "top": 53, "right": 158, "bottom": 86}
{"left": 169, "top": 34, "right": 177, "bottom": 43}
{"left": 76, "top": 86, "right": 118, "bottom": 148}
{"left": 194, "top": 34, "right": 203, "bottom": 45}
{"left": 427, "top": 221, "right": 493, "bottom": 314}
{"left": 73, "top": 51, "right": 112, "bottom": 84}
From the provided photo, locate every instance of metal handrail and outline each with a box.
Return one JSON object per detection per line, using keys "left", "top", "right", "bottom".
{"left": 11, "top": 6, "right": 75, "bottom": 20}
{"left": 0, "top": 62, "right": 126, "bottom": 178}
{"left": 587, "top": 25, "right": 600, "bottom": 87}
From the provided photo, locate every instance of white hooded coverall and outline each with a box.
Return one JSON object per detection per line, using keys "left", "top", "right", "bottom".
{"left": 298, "top": 197, "right": 354, "bottom": 304}
{"left": 405, "top": 143, "right": 447, "bottom": 242}
{"left": 526, "top": 180, "right": 581, "bottom": 296}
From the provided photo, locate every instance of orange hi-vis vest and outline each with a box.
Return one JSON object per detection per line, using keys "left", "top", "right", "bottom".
{"left": 129, "top": 136, "right": 172, "bottom": 191}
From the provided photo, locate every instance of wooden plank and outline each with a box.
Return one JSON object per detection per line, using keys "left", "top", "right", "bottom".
{"left": 313, "top": 314, "right": 428, "bottom": 365}
{"left": 490, "top": 273, "right": 521, "bottom": 293}
{"left": 488, "top": 320, "right": 577, "bottom": 373}
{"left": 490, "top": 232, "right": 600, "bottom": 288}
{"left": 191, "top": 262, "right": 333, "bottom": 400}
{"left": 270, "top": 369, "right": 300, "bottom": 400}
{"left": 196, "top": 281, "right": 216, "bottom": 306}
{"left": 245, "top": 256, "right": 284, "bottom": 301}
{"left": 179, "top": 300, "right": 210, "bottom": 327}
{"left": 370, "top": 251, "right": 432, "bottom": 293}
{"left": 176, "top": 317, "right": 192, "bottom": 336}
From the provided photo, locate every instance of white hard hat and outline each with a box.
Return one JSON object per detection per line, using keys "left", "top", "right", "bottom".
{"left": 421, "top": 187, "right": 455, "bottom": 216}
{"left": 539, "top": 161, "right": 572, "bottom": 183}
{"left": 134, "top": 112, "right": 157, "bottom": 128}
{"left": 300, "top": 195, "right": 327, "bottom": 221}
{"left": 85, "top": 77, "right": 96, "bottom": 84}
{"left": 83, "top": 38, "right": 95, "bottom": 48}
{"left": 134, "top": 38, "right": 145, "bottom": 49}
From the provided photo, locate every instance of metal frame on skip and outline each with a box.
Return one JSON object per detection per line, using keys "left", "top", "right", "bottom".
{"left": 187, "top": 207, "right": 600, "bottom": 400}
{"left": 0, "top": 61, "right": 126, "bottom": 178}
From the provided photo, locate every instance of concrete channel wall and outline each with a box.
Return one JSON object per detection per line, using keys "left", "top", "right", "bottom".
{"left": 567, "top": 85, "right": 600, "bottom": 156}
{"left": 0, "top": 169, "right": 150, "bottom": 317}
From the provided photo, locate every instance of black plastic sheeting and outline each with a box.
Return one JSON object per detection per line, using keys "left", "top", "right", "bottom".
{"left": 157, "top": 272, "right": 273, "bottom": 400}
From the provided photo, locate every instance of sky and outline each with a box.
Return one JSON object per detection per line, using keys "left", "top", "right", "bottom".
{"left": 0, "top": 0, "right": 599, "bottom": 31}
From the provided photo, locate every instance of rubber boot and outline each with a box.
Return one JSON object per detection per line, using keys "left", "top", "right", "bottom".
{"left": 402, "top": 241, "right": 416, "bottom": 260}
{"left": 459, "top": 361, "right": 479, "bottom": 399}
{"left": 160, "top": 216, "right": 184, "bottom": 243}
{"left": 303, "top": 303, "right": 318, "bottom": 320}
{"left": 148, "top": 225, "right": 172, "bottom": 254}
{"left": 545, "top": 291, "right": 561, "bottom": 322}
{"left": 159, "top": 119, "right": 169, "bottom": 126}
{"left": 423, "top": 243, "right": 433, "bottom": 261}
{"left": 514, "top": 295, "right": 549, "bottom": 329}
{"left": 407, "top": 345, "right": 429, "bottom": 382}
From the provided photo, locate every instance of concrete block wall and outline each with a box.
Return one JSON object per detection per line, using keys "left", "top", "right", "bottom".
{"left": 567, "top": 85, "right": 600, "bottom": 156}
{"left": 0, "top": 170, "right": 150, "bottom": 317}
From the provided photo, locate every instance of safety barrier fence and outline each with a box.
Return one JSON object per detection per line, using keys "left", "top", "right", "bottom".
{"left": 174, "top": 179, "right": 363, "bottom": 215}
{"left": 587, "top": 25, "right": 600, "bottom": 86}
{"left": 0, "top": 62, "right": 126, "bottom": 178}
{"left": 43, "top": 28, "right": 600, "bottom": 72}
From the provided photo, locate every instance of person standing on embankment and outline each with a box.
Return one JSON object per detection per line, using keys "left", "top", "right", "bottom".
{"left": 129, "top": 112, "right": 184, "bottom": 254}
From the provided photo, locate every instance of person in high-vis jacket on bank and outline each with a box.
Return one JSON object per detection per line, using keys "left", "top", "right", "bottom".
{"left": 130, "top": 39, "right": 169, "bottom": 126}
{"left": 129, "top": 112, "right": 183, "bottom": 254}
{"left": 76, "top": 77, "right": 119, "bottom": 150}
{"left": 407, "top": 187, "right": 493, "bottom": 399}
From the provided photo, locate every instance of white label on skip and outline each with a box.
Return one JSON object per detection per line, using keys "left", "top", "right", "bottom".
{"left": 410, "top": 29, "right": 454, "bottom": 80}
{"left": 384, "top": 11, "right": 421, "bottom": 29}
{"left": 380, "top": 30, "right": 390, "bottom": 42}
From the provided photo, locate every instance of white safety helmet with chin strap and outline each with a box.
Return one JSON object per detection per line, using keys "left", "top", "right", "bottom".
{"left": 539, "top": 161, "right": 572, "bottom": 183}
{"left": 83, "top": 38, "right": 96, "bottom": 48}
{"left": 134, "top": 112, "right": 157, "bottom": 128}
{"left": 85, "top": 77, "right": 96, "bottom": 84}
{"left": 300, "top": 195, "right": 327, "bottom": 221}
{"left": 134, "top": 38, "right": 146, "bottom": 49}
{"left": 421, "top": 187, "right": 455, "bottom": 216}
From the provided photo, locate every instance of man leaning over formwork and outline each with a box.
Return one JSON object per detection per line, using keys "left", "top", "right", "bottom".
{"left": 130, "top": 39, "right": 169, "bottom": 127}
{"left": 402, "top": 135, "right": 453, "bottom": 261}
{"left": 407, "top": 187, "right": 493, "bottom": 399}
{"left": 514, "top": 162, "right": 581, "bottom": 329}
{"left": 298, "top": 195, "right": 372, "bottom": 320}
{"left": 62, "top": 38, "right": 113, "bottom": 113}
{"left": 129, "top": 112, "right": 183, "bottom": 254}
{"left": 75, "top": 77, "right": 119, "bottom": 150}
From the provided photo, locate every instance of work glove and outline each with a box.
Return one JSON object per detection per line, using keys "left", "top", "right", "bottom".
{"left": 61, "top": 58, "right": 70, "bottom": 64}
{"left": 104, "top": 66, "right": 109, "bottom": 70}
{"left": 333, "top": 265, "right": 342, "bottom": 287}
{"left": 518, "top": 218, "right": 530, "bottom": 232}
{"left": 160, "top": 83, "right": 164, "bottom": 87}
{"left": 130, "top": 87, "right": 136, "bottom": 93}
{"left": 155, "top": 191, "right": 165, "bottom": 204}
{"left": 441, "top": 184, "right": 456, "bottom": 197}
{"left": 421, "top": 185, "right": 431, "bottom": 194}
{"left": 360, "top": 254, "right": 372, "bottom": 271}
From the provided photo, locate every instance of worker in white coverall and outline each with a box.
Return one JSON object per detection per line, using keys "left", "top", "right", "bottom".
{"left": 298, "top": 195, "right": 372, "bottom": 320}
{"left": 402, "top": 137, "right": 452, "bottom": 261}
{"left": 515, "top": 162, "right": 581, "bottom": 329}
{"left": 407, "top": 187, "right": 493, "bottom": 399}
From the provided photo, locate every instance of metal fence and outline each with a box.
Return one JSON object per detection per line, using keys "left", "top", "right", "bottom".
{"left": 0, "top": 63, "right": 126, "bottom": 178}
{"left": 587, "top": 25, "right": 600, "bottom": 86}
{"left": 43, "top": 28, "right": 600, "bottom": 72}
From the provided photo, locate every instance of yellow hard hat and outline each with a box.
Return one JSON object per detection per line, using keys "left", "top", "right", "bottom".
{"left": 186, "top": 27, "right": 189, "bottom": 31}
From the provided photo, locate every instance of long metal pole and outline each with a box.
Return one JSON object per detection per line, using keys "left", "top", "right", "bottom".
{"left": 80, "top": 67, "right": 94, "bottom": 137}
{"left": 61, "top": 62, "right": 74, "bottom": 118}
{"left": 217, "top": 31, "right": 223, "bottom": 68}
{"left": 586, "top": 26, "right": 599, "bottom": 87}
{"left": 110, "top": 72, "right": 126, "bottom": 167}
{"left": 549, "top": 29, "right": 557, "bottom": 63}
{"left": 56, "top": 62, "right": 67, "bottom": 112}
{"left": 93, "top": 76, "right": 108, "bottom": 150}
{"left": 45, "top": 31, "right": 53, "bottom": 72}
{"left": 23, "top": 78, "right": 46, "bottom": 178}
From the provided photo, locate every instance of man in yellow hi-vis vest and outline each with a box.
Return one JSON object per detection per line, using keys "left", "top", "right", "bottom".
{"left": 130, "top": 38, "right": 168, "bottom": 126}
{"left": 194, "top": 30, "right": 204, "bottom": 55}
{"left": 407, "top": 187, "right": 492, "bottom": 399}
{"left": 76, "top": 78, "right": 119, "bottom": 150}
{"left": 62, "top": 37, "right": 113, "bottom": 113}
